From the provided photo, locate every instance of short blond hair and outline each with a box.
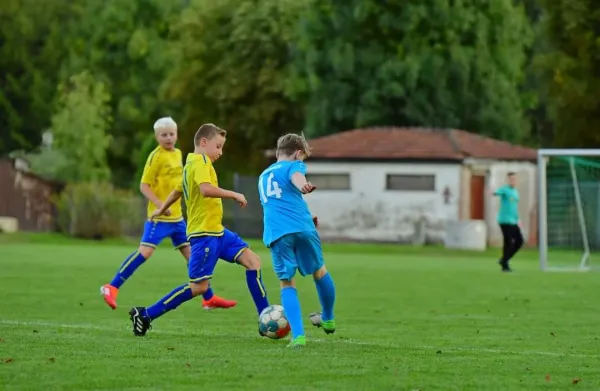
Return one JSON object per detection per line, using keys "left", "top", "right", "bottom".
{"left": 276, "top": 133, "right": 312, "bottom": 158}
{"left": 194, "top": 123, "right": 227, "bottom": 146}
{"left": 154, "top": 117, "right": 177, "bottom": 132}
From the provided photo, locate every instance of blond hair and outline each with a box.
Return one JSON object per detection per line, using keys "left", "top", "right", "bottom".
{"left": 276, "top": 133, "right": 312, "bottom": 158}
{"left": 153, "top": 117, "right": 177, "bottom": 133}
{"left": 194, "top": 123, "right": 227, "bottom": 146}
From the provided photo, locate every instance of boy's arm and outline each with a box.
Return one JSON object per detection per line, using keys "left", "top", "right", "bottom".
{"left": 288, "top": 162, "right": 318, "bottom": 226}
{"left": 490, "top": 185, "right": 505, "bottom": 197}
{"left": 140, "top": 153, "right": 164, "bottom": 208}
{"left": 291, "top": 173, "right": 316, "bottom": 194}
{"left": 152, "top": 189, "right": 182, "bottom": 218}
{"left": 140, "top": 183, "right": 164, "bottom": 209}
{"left": 199, "top": 183, "right": 247, "bottom": 207}
{"left": 290, "top": 177, "right": 319, "bottom": 226}
{"left": 289, "top": 161, "right": 316, "bottom": 194}
{"left": 199, "top": 183, "right": 246, "bottom": 205}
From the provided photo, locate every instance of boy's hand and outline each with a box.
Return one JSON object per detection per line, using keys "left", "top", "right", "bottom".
{"left": 150, "top": 210, "right": 163, "bottom": 220}
{"left": 301, "top": 182, "right": 317, "bottom": 194}
{"left": 164, "top": 208, "right": 172, "bottom": 217}
{"left": 312, "top": 216, "right": 319, "bottom": 228}
{"left": 233, "top": 192, "right": 248, "bottom": 208}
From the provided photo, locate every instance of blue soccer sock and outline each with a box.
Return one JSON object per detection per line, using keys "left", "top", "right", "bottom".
{"left": 202, "top": 286, "right": 214, "bottom": 301}
{"left": 281, "top": 286, "right": 304, "bottom": 338}
{"left": 315, "top": 273, "right": 336, "bottom": 321}
{"left": 245, "top": 269, "right": 269, "bottom": 315}
{"left": 110, "top": 250, "right": 147, "bottom": 289}
{"left": 145, "top": 283, "right": 194, "bottom": 320}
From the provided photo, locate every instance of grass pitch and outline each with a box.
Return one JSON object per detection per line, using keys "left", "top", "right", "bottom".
{"left": 0, "top": 234, "right": 599, "bottom": 390}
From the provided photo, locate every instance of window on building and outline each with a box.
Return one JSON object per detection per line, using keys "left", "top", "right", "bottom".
{"left": 386, "top": 174, "right": 436, "bottom": 191}
{"left": 306, "top": 173, "right": 351, "bottom": 190}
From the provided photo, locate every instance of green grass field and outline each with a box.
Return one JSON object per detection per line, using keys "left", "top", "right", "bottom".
{"left": 1, "top": 234, "right": 599, "bottom": 390}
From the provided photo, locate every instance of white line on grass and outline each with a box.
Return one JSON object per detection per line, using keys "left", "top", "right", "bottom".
{"left": 0, "top": 319, "right": 596, "bottom": 359}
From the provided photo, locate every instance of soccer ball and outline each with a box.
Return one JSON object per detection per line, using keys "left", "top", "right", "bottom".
{"left": 258, "top": 304, "right": 291, "bottom": 340}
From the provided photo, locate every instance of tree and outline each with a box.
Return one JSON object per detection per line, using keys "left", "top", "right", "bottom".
{"left": 0, "top": 0, "right": 79, "bottom": 155}
{"left": 163, "top": 0, "right": 307, "bottom": 178}
{"left": 48, "top": 71, "right": 113, "bottom": 182}
{"left": 289, "top": 0, "right": 533, "bottom": 142}
{"left": 534, "top": 0, "right": 600, "bottom": 147}
{"left": 62, "top": 0, "right": 185, "bottom": 186}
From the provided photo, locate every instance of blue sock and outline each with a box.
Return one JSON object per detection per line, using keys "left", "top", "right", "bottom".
{"left": 315, "top": 273, "right": 336, "bottom": 321}
{"left": 281, "top": 287, "right": 304, "bottom": 338}
{"left": 202, "top": 286, "right": 214, "bottom": 301}
{"left": 145, "top": 283, "right": 194, "bottom": 320}
{"left": 110, "top": 251, "right": 146, "bottom": 289}
{"left": 245, "top": 270, "right": 269, "bottom": 315}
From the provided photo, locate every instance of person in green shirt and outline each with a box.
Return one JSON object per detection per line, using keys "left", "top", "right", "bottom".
{"left": 493, "top": 172, "right": 523, "bottom": 272}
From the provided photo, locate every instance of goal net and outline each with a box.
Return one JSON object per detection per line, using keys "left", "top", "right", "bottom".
{"left": 538, "top": 149, "right": 600, "bottom": 271}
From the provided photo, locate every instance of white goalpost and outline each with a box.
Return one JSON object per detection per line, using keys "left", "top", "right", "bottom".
{"left": 538, "top": 149, "right": 600, "bottom": 271}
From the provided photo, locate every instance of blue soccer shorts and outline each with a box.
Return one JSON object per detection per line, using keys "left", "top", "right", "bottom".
{"left": 140, "top": 220, "right": 189, "bottom": 249}
{"left": 188, "top": 229, "right": 248, "bottom": 283}
{"left": 269, "top": 230, "right": 324, "bottom": 281}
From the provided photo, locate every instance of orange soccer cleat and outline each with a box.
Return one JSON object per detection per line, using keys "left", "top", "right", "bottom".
{"left": 202, "top": 295, "right": 237, "bottom": 310}
{"left": 100, "top": 284, "right": 119, "bottom": 310}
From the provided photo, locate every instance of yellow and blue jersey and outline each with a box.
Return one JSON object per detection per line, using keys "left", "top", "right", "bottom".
{"left": 176, "top": 153, "right": 224, "bottom": 238}
{"left": 140, "top": 146, "right": 184, "bottom": 222}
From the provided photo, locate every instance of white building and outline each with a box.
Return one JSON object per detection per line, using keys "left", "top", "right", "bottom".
{"left": 298, "top": 127, "right": 537, "bottom": 247}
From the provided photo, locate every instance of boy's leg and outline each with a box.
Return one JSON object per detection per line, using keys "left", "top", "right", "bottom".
{"left": 280, "top": 280, "right": 306, "bottom": 347}
{"left": 270, "top": 234, "right": 305, "bottom": 346}
{"left": 172, "top": 221, "right": 237, "bottom": 309}
{"left": 504, "top": 224, "right": 524, "bottom": 265}
{"left": 130, "top": 280, "right": 208, "bottom": 336}
{"left": 311, "top": 267, "right": 336, "bottom": 330}
{"left": 498, "top": 224, "right": 512, "bottom": 271}
{"left": 296, "top": 231, "right": 336, "bottom": 334}
{"left": 220, "top": 230, "right": 269, "bottom": 316}
{"left": 101, "top": 221, "right": 165, "bottom": 309}
{"left": 129, "top": 237, "right": 218, "bottom": 336}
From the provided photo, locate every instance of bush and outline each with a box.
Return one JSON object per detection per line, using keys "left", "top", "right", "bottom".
{"left": 55, "top": 182, "right": 144, "bottom": 239}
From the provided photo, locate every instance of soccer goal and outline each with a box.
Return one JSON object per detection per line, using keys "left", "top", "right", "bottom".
{"left": 538, "top": 149, "right": 600, "bottom": 271}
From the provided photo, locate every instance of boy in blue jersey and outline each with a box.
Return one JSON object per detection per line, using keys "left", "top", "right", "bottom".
{"left": 493, "top": 172, "right": 523, "bottom": 272}
{"left": 258, "top": 133, "right": 337, "bottom": 348}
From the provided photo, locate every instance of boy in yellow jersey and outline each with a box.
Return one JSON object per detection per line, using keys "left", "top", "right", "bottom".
{"left": 128, "top": 123, "right": 270, "bottom": 337}
{"left": 100, "top": 117, "right": 236, "bottom": 311}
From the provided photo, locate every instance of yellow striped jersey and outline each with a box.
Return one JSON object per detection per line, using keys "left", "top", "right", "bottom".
{"left": 176, "top": 153, "right": 224, "bottom": 238}
{"left": 140, "top": 146, "right": 184, "bottom": 222}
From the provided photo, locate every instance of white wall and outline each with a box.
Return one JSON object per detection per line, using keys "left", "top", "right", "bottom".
{"left": 305, "top": 161, "right": 461, "bottom": 243}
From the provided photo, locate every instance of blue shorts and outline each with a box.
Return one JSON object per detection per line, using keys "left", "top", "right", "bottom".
{"left": 140, "top": 220, "right": 189, "bottom": 249}
{"left": 188, "top": 229, "right": 248, "bottom": 282}
{"left": 269, "top": 230, "right": 324, "bottom": 281}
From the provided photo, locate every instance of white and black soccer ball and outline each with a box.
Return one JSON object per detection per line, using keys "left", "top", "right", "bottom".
{"left": 258, "top": 304, "right": 291, "bottom": 340}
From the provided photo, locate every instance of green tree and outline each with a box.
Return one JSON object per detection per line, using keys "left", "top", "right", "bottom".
{"left": 289, "top": 0, "right": 533, "bottom": 142}
{"left": 534, "top": 0, "right": 600, "bottom": 147}
{"left": 63, "top": 0, "right": 185, "bottom": 186}
{"left": 49, "top": 71, "right": 113, "bottom": 182}
{"left": 0, "top": 0, "right": 79, "bottom": 155}
{"left": 164, "top": 0, "right": 306, "bottom": 178}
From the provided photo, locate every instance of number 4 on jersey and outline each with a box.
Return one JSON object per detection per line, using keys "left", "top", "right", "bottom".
{"left": 259, "top": 172, "right": 282, "bottom": 203}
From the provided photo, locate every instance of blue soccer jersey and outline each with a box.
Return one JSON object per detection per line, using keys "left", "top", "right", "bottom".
{"left": 495, "top": 185, "right": 520, "bottom": 225}
{"left": 259, "top": 160, "right": 315, "bottom": 247}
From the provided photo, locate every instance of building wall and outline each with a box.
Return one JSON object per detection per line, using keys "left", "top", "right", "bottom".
{"left": 304, "top": 161, "right": 462, "bottom": 243}
{"left": 0, "top": 158, "right": 60, "bottom": 232}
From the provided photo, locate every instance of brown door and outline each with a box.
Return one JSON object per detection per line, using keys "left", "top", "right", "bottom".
{"left": 470, "top": 175, "right": 485, "bottom": 220}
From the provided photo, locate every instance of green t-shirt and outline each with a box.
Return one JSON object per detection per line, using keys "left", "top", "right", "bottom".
{"left": 495, "top": 185, "right": 520, "bottom": 225}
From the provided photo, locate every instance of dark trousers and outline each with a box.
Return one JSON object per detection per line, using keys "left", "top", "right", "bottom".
{"left": 499, "top": 224, "right": 523, "bottom": 265}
